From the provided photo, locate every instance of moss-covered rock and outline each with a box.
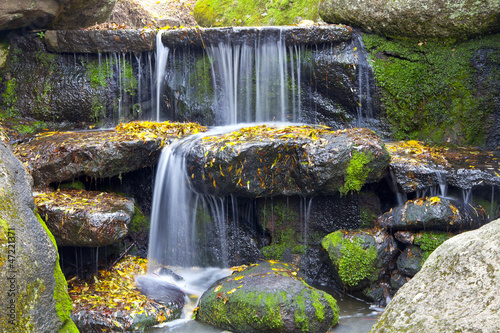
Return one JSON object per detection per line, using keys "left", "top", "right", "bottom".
{"left": 363, "top": 33, "right": 500, "bottom": 147}
{"left": 319, "top": 0, "right": 500, "bottom": 39}
{"left": 196, "top": 260, "right": 339, "bottom": 332}
{"left": 0, "top": 140, "right": 77, "bottom": 331}
{"left": 194, "top": 0, "right": 322, "bottom": 27}
{"left": 321, "top": 228, "right": 397, "bottom": 291}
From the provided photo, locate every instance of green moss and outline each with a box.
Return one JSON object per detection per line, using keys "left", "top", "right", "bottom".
{"left": 87, "top": 59, "right": 112, "bottom": 89}
{"left": 340, "top": 150, "right": 373, "bottom": 195}
{"left": 130, "top": 207, "right": 150, "bottom": 234}
{"left": 121, "top": 60, "right": 138, "bottom": 96}
{"left": 58, "top": 180, "right": 85, "bottom": 191}
{"left": 1, "top": 78, "right": 18, "bottom": 117}
{"left": 294, "top": 293, "right": 309, "bottom": 331}
{"left": 414, "top": 231, "right": 452, "bottom": 262}
{"left": 363, "top": 33, "right": 500, "bottom": 146}
{"left": 194, "top": 0, "right": 321, "bottom": 27}
{"left": 35, "top": 210, "right": 78, "bottom": 332}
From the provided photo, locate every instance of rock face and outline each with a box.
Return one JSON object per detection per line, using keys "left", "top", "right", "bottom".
{"left": 186, "top": 125, "right": 390, "bottom": 197}
{"left": 377, "top": 197, "right": 488, "bottom": 232}
{"left": 196, "top": 261, "right": 339, "bottom": 333}
{"left": 371, "top": 218, "right": 500, "bottom": 333}
{"left": 319, "top": 0, "right": 500, "bottom": 39}
{"left": 35, "top": 190, "right": 135, "bottom": 247}
{"left": 0, "top": 142, "right": 76, "bottom": 331}
{"left": 0, "top": 0, "right": 117, "bottom": 31}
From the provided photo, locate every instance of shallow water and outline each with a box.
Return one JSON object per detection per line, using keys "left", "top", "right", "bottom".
{"left": 144, "top": 267, "right": 380, "bottom": 333}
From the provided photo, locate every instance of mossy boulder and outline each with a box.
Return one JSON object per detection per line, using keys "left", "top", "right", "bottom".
{"left": 319, "top": 0, "right": 500, "bottom": 39}
{"left": 321, "top": 228, "right": 397, "bottom": 291}
{"left": 371, "top": 218, "right": 500, "bottom": 333}
{"left": 377, "top": 197, "right": 488, "bottom": 232}
{"left": 35, "top": 190, "right": 134, "bottom": 247}
{"left": 194, "top": 0, "right": 322, "bottom": 27}
{"left": 196, "top": 261, "right": 339, "bottom": 333}
{"left": 186, "top": 125, "right": 390, "bottom": 197}
{"left": 0, "top": 141, "right": 77, "bottom": 331}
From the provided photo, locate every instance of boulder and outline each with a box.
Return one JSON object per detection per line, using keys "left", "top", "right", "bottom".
{"left": 34, "top": 190, "right": 134, "bottom": 247}
{"left": 196, "top": 261, "right": 339, "bottom": 332}
{"left": 371, "top": 218, "right": 500, "bottom": 333}
{"left": 13, "top": 121, "right": 206, "bottom": 188}
{"left": 321, "top": 228, "right": 397, "bottom": 291}
{"left": 396, "top": 245, "right": 423, "bottom": 277}
{"left": 0, "top": 141, "right": 77, "bottom": 331}
{"left": 186, "top": 125, "right": 390, "bottom": 197}
{"left": 319, "top": 0, "right": 500, "bottom": 39}
{"left": 0, "top": 0, "right": 117, "bottom": 31}
{"left": 377, "top": 196, "right": 487, "bottom": 232}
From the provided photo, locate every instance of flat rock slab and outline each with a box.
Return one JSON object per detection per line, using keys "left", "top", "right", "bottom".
{"left": 386, "top": 140, "right": 500, "bottom": 193}
{"left": 196, "top": 260, "right": 339, "bottom": 333}
{"left": 377, "top": 196, "right": 487, "bottom": 232}
{"left": 34, "top": 190, "right": 134, "bottom": 247}
{"left": 186, "top": 125, "right": 390, "bottom": 197}
{"left": 13, "top": 121, "right": 206, "bottom": 188}
{"left": 371, "top": 218, "right": 500, "bottom": 333}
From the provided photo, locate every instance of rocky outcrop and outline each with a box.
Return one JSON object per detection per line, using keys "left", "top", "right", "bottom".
{"left": 196, "top": 261, "right": 339, "bottom": 332}
{"left": 319, "top": 0, "right": 500, "bottom": 39}
{"left": 0, "top": 0, "right": 117, "bottom": 31}
{"left": 377, "top": 196, "right": 487, "bottom": 232}
{"left": 44, "top": 29, "right": 156, "bottom": 53}
{"left": 34, "top": 190, "right": 135, "bottom": 247}
{"left": 371, "top": 218, "right": 500, "bottom": 333}
{"left": 186, "top": 125, "right": 390, "bottom": 197}
{"left": 13, "top": 121, "right": 206, "bottom": 188}
{"left": 0, "top": 141, "right": 77, "bottom": 331}
{"left": 321, "top": 228, "right": 397, "bottom": 294}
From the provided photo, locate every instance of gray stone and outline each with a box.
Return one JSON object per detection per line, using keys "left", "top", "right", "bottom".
{"left": 0, "top": 141, "right": 76, "bottom": 331}
{"left": 396, "top": 245, "right": 423, "bottom": 277}
{"left": 371, "top": 219, "right": 500, "bottom": 333}
{"left": 319, "top": 0, "right": 500, "bottom": 39}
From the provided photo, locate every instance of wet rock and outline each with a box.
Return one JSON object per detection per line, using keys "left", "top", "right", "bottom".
{"left": 320, "top": 0, "right": 500, "bottom": 39}
{"left": 13, "top": 121, "right": 204, "bottom": 188}
{"left": 135, "top": 275, "right": 185, "bottom": 311}
{"left": 186, "top": 125, "right": 390, "bottom": 197}
{"left": 371, "top": 218, "right": 500, "bottom": 333}
{"left": 0, "top": 141, "right": 76, "bottom": 331}
{"left": 390, "top": 273, "right": 410, "bottom": 291}
{"left": 386, "top": 141, "right": 500, "bottom": 193}
{"left": 321, "top": 228, "right": 398, "bottom": 292}
{"left": 160, "top": 25, "right": 352, "bottom": 49}
{"left": 35, "top": 190, "right": 134, "bottom": 247}
{"left": 48, "top": 0, "right": 117, "bottom": 30}
{"left": 393, "top": 231, "right": 414, "bottom": 245}
{"left": 396, "top": 245, "right": 423, "bottom": 277}
{"left": 377, "top": 196, "right": 488, "bottom": 232}
{"left": 44, "top": 30, "right": 156, "bottom": 53}
{"left": 196, "top": 261, "right": 339, "bottom": 333}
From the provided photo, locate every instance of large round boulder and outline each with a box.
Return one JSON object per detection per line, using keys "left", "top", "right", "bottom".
{"left": 371, "top": 218, "right": 500, "bottom": 333}
{"left": 319, "top": 0, "right": 500, "bottom": 39}
{"left": 196, "top": 261, "right": 339, "bottom": 332}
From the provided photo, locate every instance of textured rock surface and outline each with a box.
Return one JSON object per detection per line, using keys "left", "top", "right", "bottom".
{"left": 0, "top": 0, "right": 117, "bottom": 31}
{"left": 197, "top": 261, "right": 339, "bottom": 333}
{"left": 319, "top": 0, "right": 500, "bottom": 39}
{"left": 371, "top": 219, "right": 500, "bottom": 333}
{"left": 0, "top": 142, "right": 76, "bottom": 331}
{"left": 377, "top": 197, "right": 487, "bottom": 232}
{"left": 186, "top": 125, "right": 390, "bottom": 197}
{"left": 34, "top": 190, "right": 134, "bottom": 247}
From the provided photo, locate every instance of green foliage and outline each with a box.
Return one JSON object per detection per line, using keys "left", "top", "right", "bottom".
{"left": 121, "top": 60, "right": 138, "bottom": 96}
{"left": 58, "top": 180, "right": 85, "bottom": 191}
{"left": 340, "top": 150, "right": 373, "bottom": 195}
{"left": 414, "top": 231, "right": 452, "bottom": 262}
{"left": 87, "top": 60, "right": 112, "bottom": 89}
{"left": 364, "top": 33, "right": 500, "bottom": 145}
{"left": 194, "top": 0, "right": 321, "bottom": 27}
{"left": 1, "top": 78, "right": 18, "bottom": 117}
{"left": 130, "top": 207, "right": 150, "bottom": 234}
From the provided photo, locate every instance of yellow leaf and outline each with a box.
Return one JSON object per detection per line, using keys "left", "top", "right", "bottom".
{"left": 214, "top": 285, "right": 223, "bottom": 292}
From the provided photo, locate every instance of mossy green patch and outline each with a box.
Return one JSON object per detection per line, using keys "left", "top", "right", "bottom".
{"left": 363, "top": 33, "right": 500, "bottom": 146}
{"left": 194, "top": 0, "right": 321, "bottom": 27}
{"left": 58, "top": 180, "right": 85, "bottom": 191}
{"left": 130, "top": 207, "right": 150, "bottom": 234}
{"left": 414, "top": 231, "right": 452, "bottom": 262}
{"left": 340, "top": 150, "right": 373, "bottom": 195}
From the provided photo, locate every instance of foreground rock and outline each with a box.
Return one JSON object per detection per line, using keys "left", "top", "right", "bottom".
{"left": 197, "top": 261, "right": 339, "bottom": 332}
{"left": 371, "top": 219, "right": 500, "bottom": 333}
{"left": 186, "top": 125, "right": 390, "bottom": 197}
{"left": 319, "top": 0, "right": 500, "bottom": 39}
{"left": 0, "top": 142, "right": 76, "bottom": 331}
{"left": 34, "top": 190, "right": 135, "bottom": 247}
{"left": 377, "top": 196, "right": 487, "bottom": 232}
{"left": 13, "top": 121, "right": 206, "bottom": 188}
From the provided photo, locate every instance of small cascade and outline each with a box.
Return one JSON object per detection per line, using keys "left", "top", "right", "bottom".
{"left": 155, "top": 32, "right": 170, "bottom": 121}
{"left": 388, "top": 170, "right": 407, "bottom": 205}
{"left": 353, "top": 32, "right": 373, "bottom": 127}
{"left": 462, "top": 188, "right": 473, "bottom": 204}
{"left": 300, "top": 197, "right": 313, "bottom": 250}
{"left": 437, "top": 172, "right": 448, "bottom": 197}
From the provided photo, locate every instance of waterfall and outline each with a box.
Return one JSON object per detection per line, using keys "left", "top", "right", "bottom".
{"left": 155, "top": 32, "right": 170, "bottom": 121}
